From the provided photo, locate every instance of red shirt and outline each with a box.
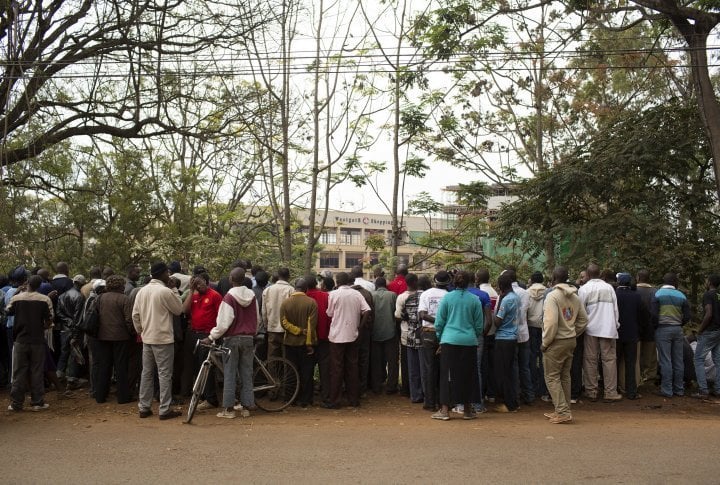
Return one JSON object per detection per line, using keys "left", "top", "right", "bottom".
{"left": 388, "top": 275, "right": 408, "bottom": 296}
{"left": 306, "top": 288, "right": 330, "bottom": 340}
{"left": 190, "top": 287, "right": 222, "bottom": 333}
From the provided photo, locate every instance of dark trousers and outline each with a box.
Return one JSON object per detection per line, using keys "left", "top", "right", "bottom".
{"left": 400, "top": 343, "right": 410, "bottom": 396}
{"left": 529, "top": 326, "right": 547, "bottom": 397}
{"left": 316, "top": 340, "right": 331, "bottom": 404}
{"left": 10, "top": 342, "right": 45, "bottom": 407}
{"left": 482, "top": 335, "right": 496, "bottom": 398}
{"left": 329, "top": 340, "right": 359, "bottom": 406}
{"left": 494, "top": 339, "right": 518, "bottom": 410}
{"left": 93, "top": 339, "right": 131, "bottom": 403}
{"left": 571, "top": 333, "right": 585, "bottom": 400}
{"left": 439, "top": 344, "right": 477, "bottom": 407}
{"left": 127, "top": 340, "right": 142, "bottom": 398}
{"left": 421, "top": 330, "right": 440, "bottom": 408}
{"left": 357, "top": 326, "right": 372, "bottom": 395}
{"left": 617, "top": 339, "right": 639, "bottom": 398}
{"left": 371, "top": 336, "right": 399, "bottom": 393}
{"left": 285, "top": 344, "right": 316, "bottom": 405}
{"left": 181, "top": 330, "right": 217, "bottom": 403}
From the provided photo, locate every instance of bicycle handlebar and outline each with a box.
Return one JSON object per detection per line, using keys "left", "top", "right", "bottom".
{"left": 193, "top": 339, "right": 231, "bottom": 355}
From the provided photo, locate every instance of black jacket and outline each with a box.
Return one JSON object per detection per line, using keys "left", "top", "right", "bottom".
{"left": 57, "top": 286, "right": 85, "bottom": 333}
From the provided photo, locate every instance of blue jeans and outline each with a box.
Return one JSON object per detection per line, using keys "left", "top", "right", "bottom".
{"left": 406, "top": 346, "right": 424, "bottom": 402}
{"left": 472, "top": 336, "right": 484, "bottom": 409}
{"left": 694, "top": 329, "right": 720, "bottom": 394}
{"left": 514, "top": 340, "right": 534, "bottom": 403}
{"left": 655, "top": 326, "right": 684, "bottom": 396}
{"left": 529, "top": 327, "right": 547, "bottom": 397}
{"left": 222, "top": 335, "right": 255, "bottom": 409}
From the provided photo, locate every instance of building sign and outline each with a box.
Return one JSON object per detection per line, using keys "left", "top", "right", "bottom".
{"left": 335, "top": 215, "right": 393, "bottom": 226}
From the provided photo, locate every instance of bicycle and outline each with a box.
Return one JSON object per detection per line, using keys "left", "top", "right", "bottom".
{"left": 184, "top": 339, "right": 300, "bottom": 423}
{"left": 185, "top": 340, "right": 230, "bottom": 424}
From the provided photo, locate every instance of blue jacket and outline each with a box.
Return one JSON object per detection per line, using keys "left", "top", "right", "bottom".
{"left": 434, "top": 289, "right": 483, "bottom": 346}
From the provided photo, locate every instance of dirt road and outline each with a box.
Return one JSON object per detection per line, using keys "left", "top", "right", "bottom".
{"left": 2, "top": 390, "right": 720, "bottom": 484}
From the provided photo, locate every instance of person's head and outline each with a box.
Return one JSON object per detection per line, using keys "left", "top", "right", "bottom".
{"left": 373, "top": 266, "right": 385, "bottom": 279}
{"left": 251, "top": 264, "right": 263, "bottom": 277}
{"left": 552, "top": 267, "right": 569, "bottom": 285}
{"left": 192, "top": 273, "right": 210, "bottom": 293}
{"left": 663, "top": 272, "right": 679, "bottom": 288}
{"left": 375, "top": 277, "right": 387, "bottom": 289}
{"left": 255, "top": 270, "right": 269, "bottom": 288}
{"left": 321, "top": 276, "right": 335, "bottom": 291}
{"left": 497, "top": 273, "right": 513, "bottom": 293}
{"left": 150, "top": 262, "right": 170, "bottom": 284}
{"left": 616, "top": 272, "right": 632, "bottom": 287}
{"left": 168, "top": 261, "right": 183, "bottom": 274}
{"left": 503, "top": 269, "right": 518, "bottom": 283}
{"left": 335, "top": 272, "right": 351, "bottom": 287}
{"left": 530, "top": 271, "right": 544, "bottom": 284}
{"left": 192, "top": 265, "right": 208, "bottom": 276}
{"left": 405, "top": 273, "right": 418, "bottom": 291}
{"left": 106, "top": 275, "right": 126, "bottom": 294}
{"left": 637, "top": 269, "right": 650, "bottom": 284}
{"left": 576, "top": 270, "right": 588, "bottom": 285}
{"left": 707, "top": 274, "right": 720, "bottom": 290}
{"left": 27, "top": 275, "right": 42, "bottom": 292}
{"left": 418, "top": 275, "right": 432, "bottom": 291}
{"left": 231, "top": 259, "right": 246, "bottom": 270}
{"left": 306, "top": 275, "right": 318, "bottom": 290}
{"left": 55, "top": 262, "right": 69, "bottom": 276}
{"left": 72, "top": 275, "right": 86, "bottom": 288}
{"left": 10, "top": 265, "right": 27, "bottom": 285}
{"left": 453, "top": 271, "right": 471, "bottom": 289}
{"left": 37, "top": 268, "right": 50, "bottom": 281}
{"left": 395, "top": 264, "right": 408, "bottom": 277}
{"left": 350, "top": 265, "right": 363, "bottom": 279}
{"left": 242, "top": 277, "right": 253, "bottom": 289}
{"left": 586, "top": 263, "right": 601, "bottom": 280}
{"left": 294, "top": 277, "right": 309, "bottom": 293}
{"left": 476, "top": 268, "right": 490, "bottom": 285}
{"left": 88, "top": 266, "right": 102, "bottom": 280}
{"left": 230, "top": 267, "right": 246, "bottom": 287}
{"left": 102, "top": 266, "right": 114, "bottom": 279}
{"left": 601, "top": 269, "right": 616, "bottom": 284}
{"left": 433, "top": 270, "right": 451, "bottom": 288}
{"left": 277, "top": 267, "right": 290, "bottom": 282}
{"left": 126, "top": 264, "right": 140, "bottom": 282}
{"left": 92, "top": 279, "right": 107, "bottom": 294}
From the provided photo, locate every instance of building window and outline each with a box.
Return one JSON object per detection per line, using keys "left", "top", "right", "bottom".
{"left": 320, "top": 252, "right": 339, "bottom": 268}
{"left": 369, "top": 252, "right": 380, "bottom": 266}
{"left": 340, "top": 228, "right": 362, "bottom": 245}
{"left": 345, "top": 252, "right": 364, "bottom": 268}
{"left": 396, "top": 254, "right": 410, "bottom": 265}
{"left": 320, "top": 231, "right": 337, "bottom": 245}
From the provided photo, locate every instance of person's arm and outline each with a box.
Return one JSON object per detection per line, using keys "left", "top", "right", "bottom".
{"left": 541, "top": 295, "right": 558, "bottom": 351}
{"left": 698, "top": 302, "right": 713, "bottom": 334}
{"left": 483, "top": 307, "right": 492, "bottom": 336}
{"left": 182, "top": 283, "right": 195, "bottom": 316}
{"left": 434, "top": 299, "right": 448, "bottom": 339}
{"left": 209, "top": 299, "right": 235, "bottom": 341}
{"left": 306, "top": 303, "right": 317, "bottom": 349}
{"left": 132, "top": 298, "right": 143, "bottom": 335}
{"left": 682, "top": 298, "right": 692, "bottom": 325}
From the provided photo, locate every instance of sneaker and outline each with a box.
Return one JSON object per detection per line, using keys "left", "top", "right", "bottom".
{"left": 691, "top": 392, "right": 709, "bottom": 399}
{"left": 540, "top": 395, "right": 552, "bottom": 403}
{"left": 494, "top": 404, "right": 517, "bottom": 413}
{"left": 549, "top": 414, "right": 573, "bottom": 424}
{"left": 486, "top": 397, "right": 496, "bottom": 403}
{"left": 626, "top": 393, "right": 642, "bottom": 400}
{"left": 654, "top": 391, "right": 672, "bottom": 398}
{"left": 603, "top": 394, "right": 623, "bottom": 402}
{"left": 240, "top": 408, "right": 250, "bottom": 418}
{"left": 217, "top": 409, "right": 236, "bottom": 419}
{"left": 196, "top": 400, "right": 216, "bottom": 410}
{"left": 139, "top": 409, "right": 153, "bottom": 418}
{"left": 583, "top": 393, "right": 598, "bottom": 402}
{"left": 472, "top": 404, "right": 488, "bottom": 414}
{"left": 451, "top": 405, "right": 464, "bottom": 414}
{"left": 7, "top": 404, "right": 21, "bottom": 412}
{"left": 463, "top": 411, "right": 478, "bottom": 420}
{"left": 30, "top": 403, "right": 50, "bottom": 412}
{"left": 544, "top": 412, "right": 558, "bottom": 419}
{"left": 431, "top": 410, "right": 450, "bottom": 421}
{"left": 570, "top": 399, "right": 578, "bottom": 404}
{"left": 159, "top": 410, "right": 181, "bottom": 420}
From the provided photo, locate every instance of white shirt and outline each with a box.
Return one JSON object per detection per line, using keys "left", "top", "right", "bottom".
{"left": 578, "top": 279, "right": 619, "bottom": 338}
{"left": 418, "top": 287, "right": 447, "bottom": 328}
{"left": 512, "top": 282, "right": 530, "bottom": 343}
{"left": 353, "top": 277, "right": 375, "bottom": 292}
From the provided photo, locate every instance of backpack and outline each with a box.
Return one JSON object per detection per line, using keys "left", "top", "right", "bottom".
{"left": 77, "top": 293, "right": 101, "bottom": 338}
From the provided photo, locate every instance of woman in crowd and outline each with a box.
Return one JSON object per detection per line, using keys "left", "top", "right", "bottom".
{"left": 432, "top": 271, "right": 485, "bottom": 421}
{"left": 94, "top": 275, "right": 134, "bottom": 404}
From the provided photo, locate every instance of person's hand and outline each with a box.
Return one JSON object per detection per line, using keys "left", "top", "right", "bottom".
{"left": 200, "top": 337, "right": 212, "bottom": 345}
{"left": 48, "top": 290, "right": 58, "bottom": 300}
{"left": 435, "top": 345, "right": 442, "bottom": 355}
{"left": 301, "top": 329, "right": 308, "bottom": 336}
{"left": 306, "top": 346, "right": 314, "bottom": 356}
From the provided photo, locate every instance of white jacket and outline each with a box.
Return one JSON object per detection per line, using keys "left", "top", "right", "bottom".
{"left": 578, "top": 279, "right": 619, "bottom": 338}
{"left": 261, "top": 280, "right": 294, "bottom": 333}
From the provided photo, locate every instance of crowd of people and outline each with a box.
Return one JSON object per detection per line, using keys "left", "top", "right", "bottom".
{"left": 2, "top": 258, "right": 718, "bottom": 424}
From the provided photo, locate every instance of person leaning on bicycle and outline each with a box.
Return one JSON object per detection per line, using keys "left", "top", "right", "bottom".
{"left": 202, "top": 268, "right": 258, "bottom": 419}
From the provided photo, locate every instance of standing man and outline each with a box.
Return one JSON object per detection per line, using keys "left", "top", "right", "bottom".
{"left": 125, "top": 264, "right": 141, "bottom": 296}
{"left": 615, "top": 273, "right": 644, "bottom": 400}
{"left": 396, "top": 273, "right": 424, "bottom": 403}
{"left": 351, "top": 265, "right": 375, "bottom": 292}
{"left": 306, "top": 275, "right": 331, "bottom": 405}
{"left": 635, "top": 269, "right": 657, "bottom": 385}
{"left": 527, "top": 272, "right": 548, "bottom": 401}
{"left": 280, "top": 278, "right": 318, "bottom": 407}
{"left": 693, "top": 274, "right": 720, "bottom": 398}
{"left": 387, "top": 264, "right": 409, "bottom": 295}
{"left": 206, "top": 267, "right": 258, "bottom": 418}
{"left": 262, "top": 268, "right": 294, "bottom": 359}
{"left": 493, "top": 273, "right": 520, "bottom": 413}
{"left": 132, "top": 262, "right": 183, "bottom": 420}
{"left": 542, "top": 267, "right": 588, "bottom": 424}
{"left": 418, "top": 271, "right": 451, "bottom": 411}
{"left": 507, "top": 269, "right": 534, "bottom": 405}
{"left": 651, "top": 273, "right": 691, "bottom": 398}
{"left": 182, "top": 272, "right": 223, "bottom": 410}
{"left": 370, "top": 277, "right": 399, "bottom": 394}
{"left": 55, "top": 274, "right": 86, "bottom": 386}
{"left": 325, "top": 272, "right": 371, "bottom": 408}
{"left": 579, "top": 263, "right": 622, "bottom": 402}
{"left": 7, "top": 275, "right": 54, "bottom": 411}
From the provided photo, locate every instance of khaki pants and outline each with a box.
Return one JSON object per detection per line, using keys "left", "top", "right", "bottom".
{"left": 639, "top": 341, "right": 658, "bottom": 383}
{"left": 543, "top": 338, "right": 576, "bottom": 417}
{"left": 583, "top": 335, "right": 619, "bottom": 398}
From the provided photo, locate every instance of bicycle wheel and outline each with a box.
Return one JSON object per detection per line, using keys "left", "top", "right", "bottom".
{"left": 185, "top": 363, "right": 209, "bottom": 424}
{"left": 253, "top": 357, "right": 300, "bottom": 412}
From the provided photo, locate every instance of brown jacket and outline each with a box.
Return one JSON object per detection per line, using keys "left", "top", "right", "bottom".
{"left": 97, "top": 291, "right": 133, "bottom": 341}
